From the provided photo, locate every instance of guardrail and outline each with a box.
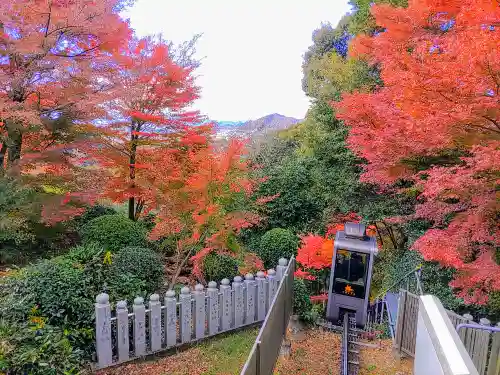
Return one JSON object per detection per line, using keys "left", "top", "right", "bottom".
{"left": 240, "top": 257, "right": 295, "bottom": 375}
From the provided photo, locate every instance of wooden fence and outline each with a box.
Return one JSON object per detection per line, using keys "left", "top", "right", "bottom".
{"left": 394, "top": 290, "right": 500, "bottom": 375}
{"left": 240, "top": 257, "right": 295, "bottom": 375}
{"left": 446, "top": 310, "right": 500, "bottom": 375}
{"left": 394, "top": 289, "right": 420, "bottom": 357}
{"left": 94, "top": 258, "right": 293, "bottom": 370}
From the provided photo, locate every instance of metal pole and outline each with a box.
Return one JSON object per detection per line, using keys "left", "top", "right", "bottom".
{"left": 380, "top": 297, "right": 385, "bottom": 324}
{"left": 342, "top": 313, "right": 349, "bottom": 375}
{"left": 256, "top": 340, "right": 261, "bottom": 375}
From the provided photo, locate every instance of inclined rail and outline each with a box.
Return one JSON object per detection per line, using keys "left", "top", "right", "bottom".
{"left": 340, "top": 313, "right": 359, "bottom": 375}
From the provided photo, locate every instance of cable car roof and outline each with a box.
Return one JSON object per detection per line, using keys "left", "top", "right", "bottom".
{"left": 334, "top": 226, "right": 379, "bottom": 255}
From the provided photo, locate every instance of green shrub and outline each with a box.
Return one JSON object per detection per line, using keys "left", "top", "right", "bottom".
{"left": 0, "top": 243, "right": 165, "bottom": 373}
{"left": 139, "top": 212, "right": 157, "bottom": 231}
{"left": 293, "top": 278, "right": 312, "bottom": 321}
{"left": 202, "top": 253, "right": 239, "bottom": 282}
{"left": 0, "top": 320, "right": 86, "bottom": 374}
{"left": 302, "top": 303, "right": 324, "bottom": 324}
{"left": 258, "top": 228, "right": 298, "bottom": 269}
{"left": 77, "top": 204, "right": 117, "bottom": 227}
{"left": 66, "top": 241, "right": 106, "bottom": 264}
{"left": 110, "top": 246, "right": 164, "bottom": 293}
{"left": 8, "top": 257, "right": 99, "bottom": 328}
{"left": 0, "top": 243, "right": 164, "bottom": 331}
{"left": 80, "top": 214, "right": 147, "bottom": 251}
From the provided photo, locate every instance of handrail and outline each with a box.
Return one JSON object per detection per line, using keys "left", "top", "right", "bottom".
{"left": 384, "top": 298, "right": 396, "bottom": 339}
{"left": 374, "top": 264, "right": 423, "bottom": 300}
{"left": 456, "top": 323, "right": 500, "bottom": 334}
{"left": 415, "top": 270, "right": 424, "bottom": 295}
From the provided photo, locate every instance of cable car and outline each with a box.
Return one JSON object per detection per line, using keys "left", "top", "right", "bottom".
{"left": 326, "top": 222, "right": 378, "bottom": 328}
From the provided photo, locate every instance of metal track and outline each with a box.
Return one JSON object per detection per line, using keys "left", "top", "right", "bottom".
{"left": 341, "top": 313, "right": 359, "bottom": 375}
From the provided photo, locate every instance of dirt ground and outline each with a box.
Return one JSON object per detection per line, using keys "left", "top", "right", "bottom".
{"left": 359, "top": 339, "right": 413, "bottom": 375}
{"left": 274, "top": 328, "right": 341, "bottom": 375}
{"left": 274, "top": 327, "right": 413, "bottom": 375}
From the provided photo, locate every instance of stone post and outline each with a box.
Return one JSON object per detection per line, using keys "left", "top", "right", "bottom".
{"left": 245, "top": 273, "right": 256, "bottom": 324}
{"left": 164, "top": 290, "right": 177, "bottom": 348}
{"left": 179, "top": 286, "right": 192, "bottom": 344}
{"left": 116, "top": 300, "right": 129, "bottom": 362}
{"left": 207, "top": 281, "right": 219, "bottom": 335}
{"left": 95, "top": 293, "right": 112, "bottom": 368}
{"left": 256, "top": 271, "right": 267, "bottom": 321}
{"left": 133, "top": 296, "right": 146, "bottom": 356}
{"left": 221, "top": 278, "right": 232, "bottom": 330}
{"left": 267, "top": 269, "right": 278, "bottom": 309}
{"left": 233, "top": 276, "right": 244, "bottom": 328}
{"left": 149, "top": 294, "right": 161, "bottom": 352}
{"left": 276, "top": 258, "right": 288, "bottom": 282}
{"left": 194, "top": 284, "right": 206, "bottom": 340}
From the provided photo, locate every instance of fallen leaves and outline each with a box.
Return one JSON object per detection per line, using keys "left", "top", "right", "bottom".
{"left": 274, "top": 327, "right": 341, "bottom": 375}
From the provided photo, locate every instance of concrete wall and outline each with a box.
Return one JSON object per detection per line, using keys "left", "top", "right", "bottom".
{"left": 414, "top": 295, "right": 478, "bottom": 375}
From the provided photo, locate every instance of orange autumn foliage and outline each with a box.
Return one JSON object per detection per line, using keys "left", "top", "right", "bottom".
{"left": 295, "top": 214, "right": 377, "bottom": 280}
{"left": 335, "top": 0, "right": 500, "bottom": 304}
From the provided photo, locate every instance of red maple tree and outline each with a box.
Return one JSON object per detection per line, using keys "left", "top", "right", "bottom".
{"left": 0, "top": 0, "right": 131, "bottom": 169}
{"left": 147, "top": 138, "right": 265, "bottom": 285}
{"left": 88, "top": 35, "right": 202, "bottom": 220}
{"left": 335, "top": 0, "right": 499, "bottom": 303}
{"left": 0, "top": 0, "right": 132, "bottom": 222}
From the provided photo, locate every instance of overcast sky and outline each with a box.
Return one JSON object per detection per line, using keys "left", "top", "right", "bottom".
{"left": 125, "top": 0, "right": 351, "bottom": 121}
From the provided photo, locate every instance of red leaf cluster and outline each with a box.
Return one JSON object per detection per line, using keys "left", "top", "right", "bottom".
{"left": 335, "top": 0, "right": 500, "bottom": 303}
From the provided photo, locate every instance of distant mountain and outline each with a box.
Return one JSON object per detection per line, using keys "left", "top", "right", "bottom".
{"left": 214, "top": 113, "right": 301, "bottom": 139}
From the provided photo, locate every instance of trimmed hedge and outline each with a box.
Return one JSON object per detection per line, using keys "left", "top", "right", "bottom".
{"left": 77, "top": 204, "right": 117, "bottom": 227}
{"left": 110, "top": 246, "right": 164, "bottom": 293}
{"left": 79, "top": 214, "right": 147, "bottom": 251}
{"left": 202, "top": 252, "right": 239, "bottom": 282}
{"left": 258, "top": 228, "right": 298, "bottom": 269}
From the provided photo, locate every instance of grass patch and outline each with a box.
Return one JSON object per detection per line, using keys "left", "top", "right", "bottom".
{"left": 99, "top": 327, "right": 259, "bottom": 375}
{"left": 191, "top": 328, "right": 258, "bottom": 375}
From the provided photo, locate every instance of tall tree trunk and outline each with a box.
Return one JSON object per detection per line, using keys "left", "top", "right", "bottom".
{"left": 128, "top": 123, "right": 139, "bottom": 221}
{"left": 128, "top": 196, "right": 135, "bottom": 220}
{"left": 168, "top": 247, "right": 195, "bottom": 289}
{"left": 7, "top": 128, "right": 22, "bottom": 168}
{"left": 0, "top": 142, "right": 6, "bottom": 176}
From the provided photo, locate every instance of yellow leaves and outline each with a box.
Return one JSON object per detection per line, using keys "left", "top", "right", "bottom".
{"left": 28, "top": 305, "right": 47, "bottom": 330}
{"left": 30, "top": 305, "right": 39, "bottom": 316}
{"left": 29, "top": 316, "right": 47, "bottom": 329}
{"left": 41, "top": 184, "right": 66, "bottom": 195}
{"left": 103, "top": 250, "right": 113, "bottom": 265}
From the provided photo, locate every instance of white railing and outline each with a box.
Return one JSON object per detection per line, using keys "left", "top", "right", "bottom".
{"left": 414, "top": 295, "right": 479, "bottom": 375}
{"left": 94, "top": 258, "right": 291, "bottom": 369}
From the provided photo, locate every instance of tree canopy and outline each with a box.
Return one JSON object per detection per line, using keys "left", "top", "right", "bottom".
{"left": 336, "top": 0, "right": 499, "bottom": 304}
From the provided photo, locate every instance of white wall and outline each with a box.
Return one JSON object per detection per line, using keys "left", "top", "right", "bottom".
{"left": 415, "top": 311, "right": 445, "bottom": 375}
{"left": 414, "top": 295, "right": 478, "bottom": 375}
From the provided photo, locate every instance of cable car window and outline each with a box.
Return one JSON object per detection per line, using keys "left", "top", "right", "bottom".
{"left": 333, "top": 249, "right": 368, "bottom": 299}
